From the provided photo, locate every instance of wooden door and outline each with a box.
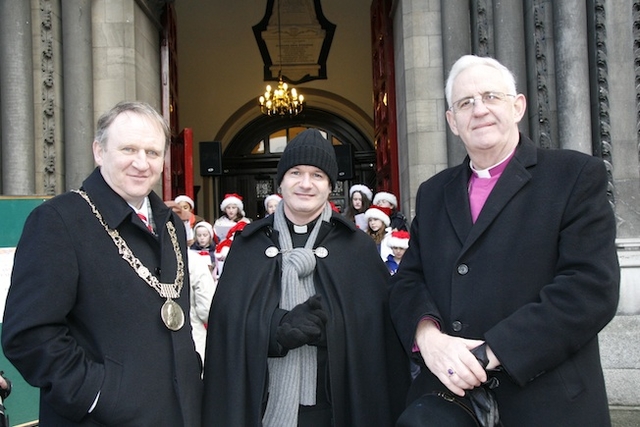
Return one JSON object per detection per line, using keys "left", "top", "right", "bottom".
{"left": 161, "top": 3, "right": 186, "bottom": 201}
{"left": 163, "top": 128, "right": 194, "bottom": 201}
{"left": 371, "top": 0, "right": 400, "bottom": 202}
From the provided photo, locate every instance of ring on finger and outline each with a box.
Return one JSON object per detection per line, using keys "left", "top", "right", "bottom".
{"left": 447, "top": 368, "right": 455, "bottom": 376}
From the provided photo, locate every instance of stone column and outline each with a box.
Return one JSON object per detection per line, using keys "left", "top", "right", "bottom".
{"left": 62, "top": 0, "right": 95, "bottom": 190}
{"left": 493, "top": 0, "right": 529, "bottom": 136}
{"left": 552, "top": 1, "right": 591, "bottom": 153}
{"left": 442, "top": 0, "right": 472, "bottom": 166}
{"left": 0, "top": 0, "right": 36, "bottom": 194}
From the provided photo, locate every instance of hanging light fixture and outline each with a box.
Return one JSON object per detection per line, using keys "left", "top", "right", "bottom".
{"left": 259, "top": 0, "right": 304, "bottom": 117}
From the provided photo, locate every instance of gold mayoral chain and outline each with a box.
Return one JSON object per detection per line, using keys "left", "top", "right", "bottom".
{"left": 74, "top": 190, "right": 185, "bottom": 331}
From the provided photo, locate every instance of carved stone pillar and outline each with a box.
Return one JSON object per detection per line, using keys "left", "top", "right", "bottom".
{"left": 493, "top": 0, "right": 529, "bottom": 136}
{"left": 442, "top": 0, "right": 472, "bottom": 166}
{"left": 62, "top": 0, "right": 95, "bottom": 190}
{"left": 0, "top": 0, "right": 36, "bottom": 194}
{"left": 553, "top": 0, "right": 592, "bottom": 153}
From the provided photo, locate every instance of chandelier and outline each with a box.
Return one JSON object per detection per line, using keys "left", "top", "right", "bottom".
{"left": 258, "top": 0, "right": 304, "bottom": 117}
{"left": 259, "top": 74, "right": 304, "bottom": 117}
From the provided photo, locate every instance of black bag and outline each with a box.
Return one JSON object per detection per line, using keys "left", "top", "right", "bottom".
{"left": 396, "top": 392, "right": 480, "bottom": 427}
{"left": 396, "top": 378, "right": 501, "bottom": 427}
{"left": 0, "top": 402, "right": 9, "bottom": 427}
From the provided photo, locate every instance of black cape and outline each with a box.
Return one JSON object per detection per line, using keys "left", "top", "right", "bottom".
{"left": 202, "top": 213, "right": 410, "bottom": 426}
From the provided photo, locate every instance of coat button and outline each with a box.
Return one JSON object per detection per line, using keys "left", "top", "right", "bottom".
{"left": 457, "top": 264, "right": 469, "bottom": 275}
{"left": 452, "top": 321, "right": 463, "bottom": 332}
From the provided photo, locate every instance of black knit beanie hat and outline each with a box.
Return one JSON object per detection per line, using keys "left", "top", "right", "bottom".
{"left": 276, "top": 129, "right": 338, "bottom": 188}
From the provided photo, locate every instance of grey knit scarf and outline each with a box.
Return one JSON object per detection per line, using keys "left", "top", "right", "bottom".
{"left": 262, "top": 201, "right": 332, "bottom": 427}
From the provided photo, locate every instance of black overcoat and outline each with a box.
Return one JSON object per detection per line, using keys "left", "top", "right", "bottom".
{"left": 390, "top": 136, "right": 620, "bottom": 426}
{"left": 202, "top": 212, "right": 410, "bottom": 426}
{"left": 2, "top": 168, "right": 203, "bottom": 426}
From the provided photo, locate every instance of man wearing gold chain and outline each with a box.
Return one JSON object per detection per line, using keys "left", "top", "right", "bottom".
{"left": 2, "top": 101, "right": 202, "bottom": 426}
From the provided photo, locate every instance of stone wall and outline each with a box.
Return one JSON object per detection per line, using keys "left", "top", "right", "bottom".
{"left": 92, "top": 0, "right": 162, "bottom": 116}
{"left": 601, "top": 241, "right": 640, "bottom": 407}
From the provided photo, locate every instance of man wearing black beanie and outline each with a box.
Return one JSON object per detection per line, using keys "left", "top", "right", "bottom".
{"left": 275, "top": 128, "right": 339, "bottom": 188}
{"left": 203, "top": 129, "right": 410, "bottom": 426}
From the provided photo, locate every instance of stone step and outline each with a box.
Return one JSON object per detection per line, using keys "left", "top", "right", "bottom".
{"left": 599, "top": 315, "right": 640, "bottom": 406}
{"left": 610, "top": 406, "right": 640, "bottom": 427}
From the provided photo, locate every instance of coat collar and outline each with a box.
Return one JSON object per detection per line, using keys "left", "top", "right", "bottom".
{"left": 241, "top": 208, "right": 358, "bottom": 237}
{"left": 445, "top": 134, "right": 537, "bottom": 249}
{"left": 240, "top": 209, "right": 358, "bottom": 250}
{"left": 80, "top": 167, "right": 172, "bottom": 230}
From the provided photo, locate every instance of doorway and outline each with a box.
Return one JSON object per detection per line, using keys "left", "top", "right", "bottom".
{"left": 217, "top": 107, "right": 375, "bottom": 220}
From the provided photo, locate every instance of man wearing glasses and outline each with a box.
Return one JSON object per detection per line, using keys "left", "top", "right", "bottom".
{"left": 390, "top": 55, "right": 619, "bottom": 426}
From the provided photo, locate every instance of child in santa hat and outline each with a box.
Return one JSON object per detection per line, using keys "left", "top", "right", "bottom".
{"left": 213, "top": 193, "right": 251, "bottom": 243}
{"left": 384, "top": 230, "right": 410, "bottom": 275}
{"left": 373, "top": 191, "right": 408, "bottom": 231}
{"left": 364, "top": 204, "right": 393, "bottom": 260}
{"left": 344, "top": 184, "right": 373, "bottom": 226}
{"left": 263, "top": 194, "right": 282, "bottom": 217}
{"left": 174, "top": 195, "right": 204, "bottom": 245}
{"left": 213, "top": 220, "right": 248, "bottom": 279}
{"left": 190, "top": 221, "right": 216, "bottom": 270}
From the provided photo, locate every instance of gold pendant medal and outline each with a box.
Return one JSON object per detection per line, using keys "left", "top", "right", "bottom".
{"left": 161, "top": 299, "right": 185, "bottom": 331}
{"left": 74, "top": 190, "right": 186, "bottom": 332}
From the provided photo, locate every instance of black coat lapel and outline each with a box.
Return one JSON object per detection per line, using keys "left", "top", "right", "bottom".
{"left": 444, "top": 163, "right": 474, "bottom": 245}
{"left": 447, "top": 137, "right": 538, "bottom": 254}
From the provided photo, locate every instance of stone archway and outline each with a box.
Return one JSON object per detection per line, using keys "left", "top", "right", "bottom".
{"left": 215, "top": 106, "right": 376, "bottom": 220}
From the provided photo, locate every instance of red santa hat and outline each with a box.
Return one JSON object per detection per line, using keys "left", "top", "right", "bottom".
{"left": 220, "top": 193, "right": 244, "bottom": 214}
{"left": 373, "top": 191, "right": 398, "bottom": 209}
{"left": 349, "top": 184, "right": 373, "bottom": 201}
{"left": 193, "top": 221, "right": 214, "bottom": 240}
{"left": 387, "top": 230, "right": 410, "bottom": 249}
{"left": 263, "top": 193, "right": 282, "bottom": 209}
{"left": 364, "top": 205, "right": 391, "bottom": 227}
{"left": 174, "top": 195, "right": 194, "bottom": 210}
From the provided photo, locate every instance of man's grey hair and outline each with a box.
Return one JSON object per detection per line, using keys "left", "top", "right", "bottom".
{"left": 94, "top": 101, "right": 171, "bottom": 151}
{"left": 444, "top": 55, "right": 518, "bottom": 108}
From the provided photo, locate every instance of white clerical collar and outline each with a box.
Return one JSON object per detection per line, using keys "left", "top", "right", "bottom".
{"left": 293, "top": 224, "right": 308, "bottom": 234}
{"left": 469, "top": 149, "right": 515, "bottom": 179}
{"left": 289, "top": 218, "right": 320, "bottom": 234}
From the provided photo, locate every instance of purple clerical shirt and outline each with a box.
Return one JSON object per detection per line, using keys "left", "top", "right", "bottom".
{"left": 468, "top": 150, "right": 515, "bottom": 223}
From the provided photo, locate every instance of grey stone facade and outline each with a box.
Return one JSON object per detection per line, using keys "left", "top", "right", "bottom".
{"left": 0, "top": 0, "right": 638, "bottom": 414}
{"left": 0, "top": 0, "right": 163, "bottom": 196}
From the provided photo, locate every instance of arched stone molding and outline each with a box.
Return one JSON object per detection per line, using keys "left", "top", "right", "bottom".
{"left": 214, "top": 88, "right": 373, "bottom": 149}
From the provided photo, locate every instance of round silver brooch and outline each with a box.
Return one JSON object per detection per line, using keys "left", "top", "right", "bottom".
{"left": 314, "top": 247, "right": 328, "bottom": 258}
{"left": 265, "top": 246, "right": 279, "bottom": 258}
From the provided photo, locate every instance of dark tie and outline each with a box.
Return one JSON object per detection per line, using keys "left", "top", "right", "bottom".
{"left": 137, "top": 213, "right": 153, "bottom": 233}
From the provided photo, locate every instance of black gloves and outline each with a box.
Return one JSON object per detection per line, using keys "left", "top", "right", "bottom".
{"left": 276, "top": 295, "right": 328, "bottom": 350}
{"left": 470, "top": 343, "right": 489, "bottom": 369}
{"left": 467, "top": 383, "right": 500, "bottom": 427}
{"left": 466, "top": 344, "right": 500, "bottom": 427}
